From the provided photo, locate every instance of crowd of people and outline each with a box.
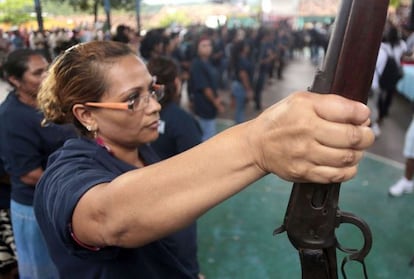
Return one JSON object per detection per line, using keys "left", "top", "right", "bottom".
{"left": 0, "top": 14, "right": 412, "bottom": 278}
{"left": 0, "top": 21, "right": 333, "bottom": 119}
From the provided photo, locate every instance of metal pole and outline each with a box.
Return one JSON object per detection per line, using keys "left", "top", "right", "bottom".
{"left": 409, "top": 0, "right": 414, "bottom": 29}
{"left": 34, "top": 0, "right": 44, "bottom": 32}
{"left": 136, "top": 0, "right": 141, "bottom": 35}
{"left": 104, "top": 0, "right": 111, "bottom": 32}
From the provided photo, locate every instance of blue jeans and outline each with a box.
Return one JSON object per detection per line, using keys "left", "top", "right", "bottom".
{"left": 10, "top": 200, "right": 58, "bottom": 279}
{"left": 197, "top": 117, "right": 217, "bottom": 141}
{"left": 231, "top": 81, "right": 246, "bottom": 124}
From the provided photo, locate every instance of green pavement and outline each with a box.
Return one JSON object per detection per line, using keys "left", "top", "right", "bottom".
{"left": 197, "top": 122, "right": 414, "bottom": 279}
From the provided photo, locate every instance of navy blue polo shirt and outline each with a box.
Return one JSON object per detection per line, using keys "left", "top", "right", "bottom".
{"left": 190, "top": 57, "right": 219, "bottom": 119}
{"left": 0, "top": 92, "right": 76, "bottom": 205}
{"left": 34, "top": 137, "right": 195, "bottom": 279}
{"left": 151, "top": 102, "right": 202, "bottom": 277}
{"left": 152, "top": 102, "right": 202, "bottom": 160}
{"left": 234, "top": 56, "right": 254, "bottom": 84}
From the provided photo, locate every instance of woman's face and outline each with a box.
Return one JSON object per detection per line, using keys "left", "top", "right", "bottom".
{"left": 17, "top": 54, "right": 48, "bottom": 98}
{"left": 197, "top": 39, "right": 212, "bottom": 58}
{"left": 92, "top": 55, "right": 161, "bottom": 150}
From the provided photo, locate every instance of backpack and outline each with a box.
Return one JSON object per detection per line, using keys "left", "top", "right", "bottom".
{"left": 379, "top": 53, "right": 403, "bottom": 91}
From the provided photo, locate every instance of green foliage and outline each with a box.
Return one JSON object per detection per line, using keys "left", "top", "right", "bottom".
{"left": 0, "top": 0, "right": 34, "bottom": 24}
{"left": 157, "top": 10, "right": 192, "bottom": 28}
{"left": 389, "top": 0, "right": 401, "bottom": 7}
{"left": 42, "top": 0, "right": 77, "bottom": 15}
{"left": 62, "top": 0, "right": 94, "bottom": 11}
{"left": 45, "top": 0, "right": 136, "bottom": 12}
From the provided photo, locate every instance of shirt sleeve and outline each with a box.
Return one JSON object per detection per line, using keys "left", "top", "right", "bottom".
{"left": 37, "top": 157, "right": 121, "bottom": 260}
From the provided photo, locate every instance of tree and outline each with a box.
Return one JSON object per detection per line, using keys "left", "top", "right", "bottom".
{"left": 390, "top": 0, "right": 402, "bottom": 7}
{"left": 51, "top": 0, "right": 135, "bottom": 11}
{"left": 49, "top": 0, "right": 142, "bottom": 31}
{"left": 0, "top": 0, "right": 33, "bottom": 25}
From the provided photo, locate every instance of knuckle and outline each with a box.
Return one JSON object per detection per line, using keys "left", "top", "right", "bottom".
{"left": 330, "top": 167, "right": 357, "bottom": 183}
{"left": 291, "top": 143, "right": 307, "bottom": 159}
{"left": 342, "top": 150, "right": 356, "bottom": 165}
{"left": 329, "top": 172, "right": 347, "bottom": 183}
{"left": 288, "top": 92, "right": 311, "bottom": 108}
{"left": 288, "top": 163, "right": 308, "bottom": 181}
{"left": 348, "top": 125, "right": 363, "bottom": 146}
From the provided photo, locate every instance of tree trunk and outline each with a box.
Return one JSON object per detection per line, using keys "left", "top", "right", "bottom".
{"left": 136, "top": 0, "right": 141, "bottom": 35}
{"left": 104, "top": 0, "right": 111, "bottom": 32}
{"left": 34, "top": 0, "right": 44, "bottom": 32}
{"left": 93, "top": 0, "right": 99, "bottom": 23}
{"left": 410, "top": 0, "right": 414, "bottom": 29}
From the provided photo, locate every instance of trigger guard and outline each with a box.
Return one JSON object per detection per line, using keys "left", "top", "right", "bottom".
{"left": 335, "top": 210, "right": 373, "bottom": 261}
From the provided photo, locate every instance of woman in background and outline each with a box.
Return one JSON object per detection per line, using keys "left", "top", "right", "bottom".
{"left": 188, "top": 37, "right": 224, "bottom": 141}
{"left": 229, "top": 40, "right": 254, "bottom": 124}
{"left": 0, "top": 49, "right": 76, "bottom": 278}
{"left": 147, "top": 56, "right": 204, "bottom": 279}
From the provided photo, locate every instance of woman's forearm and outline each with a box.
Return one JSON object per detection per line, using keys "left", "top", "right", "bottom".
{"left": 73, "top": 121, "right": 264, "bottom": 248}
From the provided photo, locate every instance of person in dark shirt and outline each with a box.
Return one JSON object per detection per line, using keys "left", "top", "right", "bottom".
{"left": 139, "top": 29, "right": 164, "bottom": 63}
{"left": 148, "top": 56, "right": 202, "bottom": 158}
{"left": 189, "top": 37, "right": 224, "bottom": 141}
{"left": 147, "top": 56, "right": 203, "bottom": 278}
{"left": 229, "top": 40, "right": 254, "bottom": 124}
{"left": 0, "top": 49, "right": 76, "bottom": 278}
{"left": 34, "top": 40, "right": 373, "bottom": 278}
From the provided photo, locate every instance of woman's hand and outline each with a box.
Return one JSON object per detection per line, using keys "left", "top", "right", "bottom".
{"left": 214, "top": 96, "right": 225, "bottom": 114}
{"left": 245, "top": 92, "right": 375, "bottom": 184}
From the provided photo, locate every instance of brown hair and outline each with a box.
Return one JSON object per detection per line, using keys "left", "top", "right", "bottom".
{"left": 38, "top": 41, "right": 135, "bottom": 135}
{"left": 146, "top": 56, "right": 179, "bottom": 106}
{"left": 3, "top": 49, "right": 44, "bottom": 84}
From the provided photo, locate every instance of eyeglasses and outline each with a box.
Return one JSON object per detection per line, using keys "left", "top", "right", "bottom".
{"left": 85, "top": 80, "right": 164, "bottom": 112}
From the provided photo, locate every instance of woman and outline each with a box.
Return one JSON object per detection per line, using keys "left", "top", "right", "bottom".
{"left": 0, "top": 49, "right": 76, "bottom": 278}
{"left": 188, "top": 37, "right": 224, "bottom": 141}
{"left": 254, "top": 29, "right": 276, "bottom": 111}
{"left": 147, "top": 56, "right": 203, "bottom": 278}
{"left": 229, "top": 40, "right": 254, "bottom": 124}
{"left": 147, "top": 56, "right": 202, "bottom": 158}
{"left": 34, "top": 41, "right": 374, "bottom": 278}
{"left": 377, "top": 24, "right": 407, "bottom": 122}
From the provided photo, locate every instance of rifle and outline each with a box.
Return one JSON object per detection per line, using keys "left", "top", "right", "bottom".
{"left": 273, "top": 0, "right": 389, "bottom": 278}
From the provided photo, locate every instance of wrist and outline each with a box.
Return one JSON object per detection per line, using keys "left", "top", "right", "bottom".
{"left": 241, "top": 119, "right": 268, "bottom": 176}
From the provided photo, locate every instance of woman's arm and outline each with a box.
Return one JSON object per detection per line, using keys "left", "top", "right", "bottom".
{"left": 72, "top": 92, "right": 374, "bottom": 249}
{"left": 203, "top": 87, "right": 224, "bottom": 113}
{"left": 20, "top": 167, "right": 43, "bottom": 186}
{"left": 239, "top": 69, "right": 254, "bottom": 99}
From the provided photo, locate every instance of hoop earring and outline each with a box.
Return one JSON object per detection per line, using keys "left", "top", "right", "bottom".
{"left": 85, "top": 125, "right": 98, "bottom": 138}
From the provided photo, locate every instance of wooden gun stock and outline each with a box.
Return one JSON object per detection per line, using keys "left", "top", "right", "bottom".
{"left": 274, "top": 0, "right": 389, "bottom": 278}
